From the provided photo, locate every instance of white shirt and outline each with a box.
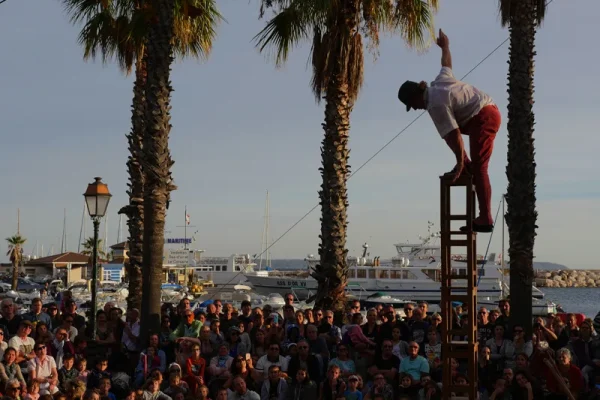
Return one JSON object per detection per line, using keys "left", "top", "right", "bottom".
{"left": 28, "top": 355, "right": 57, "bottom": 377}
{"left": 122, "top": 320, "right": 140, "bottom": 351}
{"left": 254, "top": 355, "right": 289, "bottom": 379}
{"left": 427, "top": 67, "right": 494, "bottom": 138}
{"left": 8, "top": 335, "right": 35, "bottom": 357}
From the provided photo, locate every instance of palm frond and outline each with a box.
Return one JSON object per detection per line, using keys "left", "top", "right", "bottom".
{"left": 173, "top": 0, "right": 223, "bottom": 60}
{"left": 78, "top": 10, "right": 120, "bottom": 65}
{"left": 392, "top": 0, "right": 437, "bottom": 51}
{"left": 62, "top": 0, "right": 105, "bottom": 24}
{"left": 254, "top": 5, "right": 313, "bottom": 67}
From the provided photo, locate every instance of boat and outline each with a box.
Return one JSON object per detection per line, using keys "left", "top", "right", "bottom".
{"left": 190, "top": 254, "right": 254, "bottom": 287}
{"left": 244, "top": 222, "right": 548, "bottom": 306}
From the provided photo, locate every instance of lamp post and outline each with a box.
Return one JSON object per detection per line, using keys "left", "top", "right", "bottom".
{"left": 83, "top": 177, "right": 112, "bottom": 339}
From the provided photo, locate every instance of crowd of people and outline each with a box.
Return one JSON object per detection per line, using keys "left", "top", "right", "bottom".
{"left": 0, "top": 290, "right": 598, "bottom": 400}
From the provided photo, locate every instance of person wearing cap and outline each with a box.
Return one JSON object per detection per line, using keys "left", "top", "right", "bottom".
{"left": 8, "top": 320, "right": 36, "bottom": 365}
{"left": 398, "top": 29, "right": 502, "bottom": 232}
{"left": 344, "top": 375, "right": 363, "bottom": 400}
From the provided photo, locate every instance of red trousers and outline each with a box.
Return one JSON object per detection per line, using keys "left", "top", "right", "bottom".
{"left": 460, "top": 105, "right": 502, "bottom": 223}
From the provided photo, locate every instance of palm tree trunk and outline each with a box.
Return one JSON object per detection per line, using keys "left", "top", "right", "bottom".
{"left": 120, "top": 54, "right": 147, "bottom": 311}
{"left": 140, "top": 0, "right": 176, "bottom": 345}
{"left": 11, "top": 259, "right": 19, "bottom": 290}
{"left": 506, "top": 0, "right": 538, "bottom": 337}
{"left": 313, "top": 37, "right": 352, "bottom": 312}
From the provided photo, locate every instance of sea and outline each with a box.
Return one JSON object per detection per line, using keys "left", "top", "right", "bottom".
{"left": 269, "top": 260, "right": 599, "bottom": 318}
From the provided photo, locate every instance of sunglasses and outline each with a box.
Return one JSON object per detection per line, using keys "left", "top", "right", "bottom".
{"left": 35, "top": 346, "right": 46, "bottom": 351}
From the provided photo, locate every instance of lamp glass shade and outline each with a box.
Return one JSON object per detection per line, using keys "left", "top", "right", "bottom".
{"left": 84, "top": 177, "right": 112, "bottom": 218}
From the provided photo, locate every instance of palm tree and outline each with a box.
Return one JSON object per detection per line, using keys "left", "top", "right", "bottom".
{"left": 255, "top": 0, "right": 437, "bottom": 310}
{"left": 81, "top": 237, "right": 108, "bottom": 259}
{"left": 141, "top": 0, "right": 177, "bottom": 340}
{"left": 6, "top": 235, "right": 26, "bottom": 290}
{"left": 63, "top": 0, "right": 221, "bottom": 311}
{"left": 499, "top": 0, "right": 547, "bottom": 335}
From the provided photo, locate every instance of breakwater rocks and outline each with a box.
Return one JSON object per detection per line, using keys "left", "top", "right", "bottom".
{"left": 535, "top": 270, "right": 600, "bottom": 288}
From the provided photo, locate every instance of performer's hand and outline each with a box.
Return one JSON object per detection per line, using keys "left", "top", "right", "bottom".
{"left": 447, "top": 162, "right": 464, "bottom": 184}
{"left": 436, "top": 29, "right": 449, "bottom": 48}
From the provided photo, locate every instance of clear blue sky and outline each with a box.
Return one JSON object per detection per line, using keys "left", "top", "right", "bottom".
{"left": 1, "top": 0, "right": 598, "bottom": 268}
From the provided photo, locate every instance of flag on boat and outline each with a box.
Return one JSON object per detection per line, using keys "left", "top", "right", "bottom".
{"left": 186, "top": 214, "right": 190, "bottom": 225}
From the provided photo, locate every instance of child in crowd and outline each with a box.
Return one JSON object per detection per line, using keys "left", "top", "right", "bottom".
{"left": 76, "top": 358, "right": 90, "bottom": 384}
{"left": 58, "top": 353, "right": 79, "bottom": 392}
{"left": 24, "top": 381, "right": 40, "bottom": 400}
{"left": 344, "top": 375, "right": 363, "bottom": 400}
{"left": 98, "top": 377, "right": 117, "bottom": 400}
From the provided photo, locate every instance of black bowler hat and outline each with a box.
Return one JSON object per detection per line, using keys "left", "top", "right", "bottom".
{"left": 398, "top": 80, "right": 421, "bottom": 111}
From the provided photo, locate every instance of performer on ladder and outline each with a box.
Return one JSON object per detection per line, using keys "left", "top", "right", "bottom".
{"left": 397, "top": 29, "right": 502, "bottom": 233}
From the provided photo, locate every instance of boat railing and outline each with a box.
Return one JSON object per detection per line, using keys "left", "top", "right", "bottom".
{"left": 346, "top": 283, "right": 368, "bottom": 301}
{"left": 290, "top": 286, "right": 314, "bottom": 302}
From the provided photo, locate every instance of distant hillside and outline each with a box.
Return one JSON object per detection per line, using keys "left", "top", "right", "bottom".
{"left": 533, "top": 261, "right": 569, "bottom": 271}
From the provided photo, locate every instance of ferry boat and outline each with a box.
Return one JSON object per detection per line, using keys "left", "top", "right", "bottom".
{"left": 190, "top": 254, "right": 254, "bottom": 287}
{"left": 244, "top": 224, "right": 547, "bottom": 304}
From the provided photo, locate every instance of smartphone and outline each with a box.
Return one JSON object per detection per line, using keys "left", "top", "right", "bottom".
{"left": 273, "top": 314, "right": 279, "bottom": 324}
{"left": 245, "top": 353, "right": 251, "bottom": 361}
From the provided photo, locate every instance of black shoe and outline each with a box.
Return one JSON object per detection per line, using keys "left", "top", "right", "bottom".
{"left": 460, "top": 223, "right": 494, "bottom": 233}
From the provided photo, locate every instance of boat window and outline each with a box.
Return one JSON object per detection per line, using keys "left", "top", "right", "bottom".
{"left": 368, "top": 270, "right": 376, "bottom": 279}
{"left": 356, "top": 269, "right": 367, "bottom": 279}
{"left": 348, "top": 269, "right": 356, "bottom": 279}
{"left": 377, "top": 270, "right": 389, "bottom": 279}
{"left": 478, "top": 269, "right": 485, "bottom": 277}
{"left": 390, "top": 270, "right": 402, "bottom": 279}
{"left": 422, "top": 269, "right": 436, "bottom": 280}
{"left": 222, "top": 265, "right": 227, "bottom": 271}
{"left": 216, "top": 266, "right": 221, "bottom": 271}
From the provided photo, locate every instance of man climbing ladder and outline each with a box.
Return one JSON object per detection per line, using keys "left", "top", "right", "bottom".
{"left": 398, "top": 29, "right": 502, "bottom": 232}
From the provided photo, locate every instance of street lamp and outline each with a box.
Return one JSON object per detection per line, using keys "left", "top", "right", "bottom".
{"left": 83, "top": 177, "right": 112, "bottom": 339}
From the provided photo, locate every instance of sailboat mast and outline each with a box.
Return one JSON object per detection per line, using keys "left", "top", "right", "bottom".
{"left": 117, "top": 214, "right": 123, "bottom": 244}
{"left": 104, "top": 215, "right": 108, "bottom": 258}
{"left": 78, "top": 201, "right": 86, "bottom": 253}
{"left": 259, "top": 191, "right": 269, "bottom": 270}
{"left": 184, "top": 206, "right": 187, "bottom": 250}
{"left": 61, "top": 208, "right": 67, "bottom": 253}
{"left": 266, "top": 191, "right": 270, "bottom": 268}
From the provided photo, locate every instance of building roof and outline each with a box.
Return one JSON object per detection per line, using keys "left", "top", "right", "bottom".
{"left": 110, "top": 242, "right": 128, "bottom": 250}
{"left": 27, "top": 252, "right": 90, "bottom": 265}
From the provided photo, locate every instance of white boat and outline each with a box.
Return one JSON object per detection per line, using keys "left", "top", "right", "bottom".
{"left": 244, "top": 223, "right": 547, "bottom": 305}
{"left": 190, "top": 254, "right": 254, "bottom": 287}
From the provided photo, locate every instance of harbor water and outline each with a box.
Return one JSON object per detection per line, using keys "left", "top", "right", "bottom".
{"left": 271, "top": 260, "right": 598, "bottom": 318}
{"left": 542, "top": 287, "right": 598, "bottom": 318}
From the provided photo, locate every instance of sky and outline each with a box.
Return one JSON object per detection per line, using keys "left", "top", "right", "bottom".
{"left": 1, "top": 0, "right": 598, "bottom": 268}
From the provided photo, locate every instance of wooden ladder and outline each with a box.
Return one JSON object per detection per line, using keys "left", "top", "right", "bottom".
{"left": 440, "top": 174, "right": 478, "bottom": 400}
